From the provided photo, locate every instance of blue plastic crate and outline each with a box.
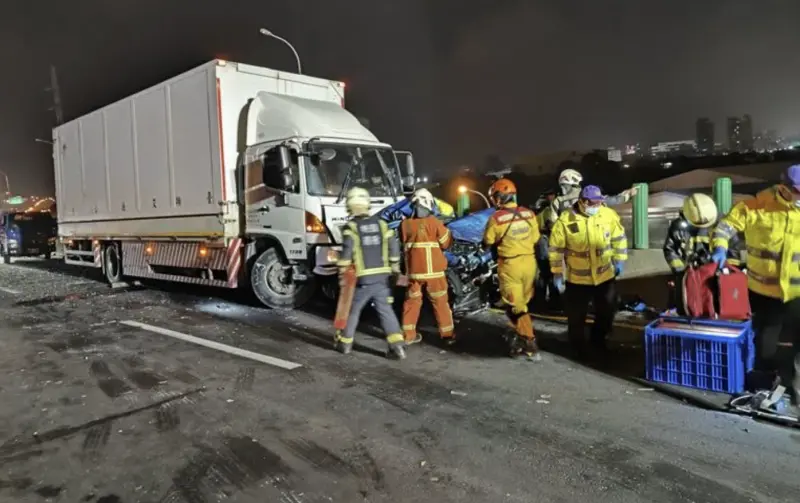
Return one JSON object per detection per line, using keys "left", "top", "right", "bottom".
{"left": 644, "top": 317, "right": 754, "bottom": 394}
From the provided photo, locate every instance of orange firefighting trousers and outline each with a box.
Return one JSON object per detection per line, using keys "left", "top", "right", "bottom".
{"left": 401, "top": 276, "right": 454, "bottom": 341}
{"left": 498, "top": 254, "right": 536, "bottom": 340}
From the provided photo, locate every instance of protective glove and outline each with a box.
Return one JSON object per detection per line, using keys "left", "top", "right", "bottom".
{"left": 614, "top": 261, "right": 624, "bottom": 277}
{"left": 711, "top": 247, "right": 727, "bottom": 269}
{"left": 553, "top": 276, "right": 566, "bottom": 293}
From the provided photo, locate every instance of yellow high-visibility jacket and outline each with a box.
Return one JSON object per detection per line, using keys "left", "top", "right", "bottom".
{"left": 435, "top": 198, "right": 455, "bottom": 218}
{"left": 482, "top": 203, "right": 540, "bottom": 259}
{"left": 549, "top": 206, "right": 628, "bottom": 285}
{"left": 712, "top": 185, "right": 800, "bottom": 302}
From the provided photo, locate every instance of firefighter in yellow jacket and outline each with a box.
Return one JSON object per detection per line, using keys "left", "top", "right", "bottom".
{"left": 482, "top": 178, "right": 541, "bottom": 359}
{"left": 711, "top": 165, "right": 800, "bottom": 404}
{"left": 549, "top": 185, "right": 628, "bottom": 358}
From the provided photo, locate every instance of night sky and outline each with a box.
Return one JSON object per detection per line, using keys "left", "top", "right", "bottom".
{"left": 3, "top": 0, "right": 800, "bottom": 195}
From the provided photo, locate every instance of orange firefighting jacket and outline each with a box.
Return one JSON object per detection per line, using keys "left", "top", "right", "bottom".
{"left": 400, "top": 215, "right": 453, "bottom": 280}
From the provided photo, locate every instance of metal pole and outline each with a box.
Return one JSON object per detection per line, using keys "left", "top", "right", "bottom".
{"left": 632, "top": 182, "right": 649, "bottom": 249}
{"left": 48, "top": 65, "right": 64, "bottom": 125}
{"left": 466, "top": 189, "right": 491, "bottom": 208}
{"left": 0, "top": 170, "right": 10, "bottom": 194}
{"left": 259, "top": 28, "right": 302, "bottom": 74}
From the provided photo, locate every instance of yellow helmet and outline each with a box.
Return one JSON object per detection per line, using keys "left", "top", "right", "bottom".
{"left": 681, "top": 193, "right": 718, "bottom": 228}
{"left": 346, "top": 187, "right": 370, "bottom": 216}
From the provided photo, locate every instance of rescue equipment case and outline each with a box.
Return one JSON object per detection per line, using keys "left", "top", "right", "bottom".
{"left": 645, "top": 317, "right": 755, "bottom": 394}
{"left": 680, "top": 263, "right": 750, "bottom": 320}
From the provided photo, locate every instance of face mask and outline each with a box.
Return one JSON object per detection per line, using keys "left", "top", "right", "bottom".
{"left": 585, "top": 206, "right": 599, "bottom": 216}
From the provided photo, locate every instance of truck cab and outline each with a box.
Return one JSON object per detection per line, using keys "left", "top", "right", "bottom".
{"left": 238, "top": 89, "right": 415, "bottom": 307}
{"left": 0, "top": 211, "right": 57, "bottom": 263}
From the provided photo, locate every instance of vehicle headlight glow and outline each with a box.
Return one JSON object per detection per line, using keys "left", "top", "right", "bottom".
{"left": 326, "top": 248, "right": 340, "bottom": 263}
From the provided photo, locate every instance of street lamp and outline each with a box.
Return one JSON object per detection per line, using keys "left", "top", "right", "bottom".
{"left": 259, "top": 28, "right": 302, "bottom": 74}
{"left": 458, "top": 185, "right": 490, "bottom": 208}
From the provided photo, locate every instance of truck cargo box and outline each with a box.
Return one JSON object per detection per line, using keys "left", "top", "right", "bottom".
{"left": 54, "top": 60, "right": 346, "bottom": 239}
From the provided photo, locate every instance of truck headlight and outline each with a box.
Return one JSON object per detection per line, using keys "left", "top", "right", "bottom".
{"left": 326, "top": 248, "right": 340, "bottom": 263}
{"left": 7, "top": 239, "right": 18, "bottom": 247}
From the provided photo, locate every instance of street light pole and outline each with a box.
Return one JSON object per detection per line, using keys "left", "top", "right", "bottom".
{"left": 0, "top": 170, "right": 10, "bottom": 195}
{"left": 458, "top": 186, "right": 491, "bottom": 208}
{"left": 259, "top": 28, "right": 302, "bottom": 74}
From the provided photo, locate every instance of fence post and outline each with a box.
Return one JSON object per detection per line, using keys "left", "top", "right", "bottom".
{"left": 713, "top": 177, "right": 733, "bottom": 216}
{"left": 632, "top": 183, "right": 649, "bottom": 249}
{"left": 457, "top": 192, "right": 470, "bottom": 217}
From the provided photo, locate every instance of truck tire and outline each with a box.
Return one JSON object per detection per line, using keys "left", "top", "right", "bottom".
{"left": 104, "top": 242, "right": 123, "bottom": 284}
{"left": 250, "top": 248, "right": 315, "bottom": 309}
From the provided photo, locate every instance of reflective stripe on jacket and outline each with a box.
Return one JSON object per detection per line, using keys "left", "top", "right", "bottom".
{"left": 401, "top": 215, "right": 452, "bottom": 280}
{"left": 549, "top": 205, "right": 628, "bottom": 286}
{"left": 338, "top": 215, "right": 400, "bottom": 283}
{"left": 663, "top": 216, "right": 743, "bottom": 272}
{"left": 712, "top": 185, "right": 800, "bottom": 302}
{"left": 483, "top": 203, "right": 540, "bottom": 259}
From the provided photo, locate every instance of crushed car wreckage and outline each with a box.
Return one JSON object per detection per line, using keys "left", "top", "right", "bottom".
{"left": 379, "top": 199, "right": 499, "bottom": 316}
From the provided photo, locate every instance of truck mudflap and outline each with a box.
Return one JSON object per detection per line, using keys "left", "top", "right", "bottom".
{"left": 120, "top": 239, "right": 243, "bottom": 288}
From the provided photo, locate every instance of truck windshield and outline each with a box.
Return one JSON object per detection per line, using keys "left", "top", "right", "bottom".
{"left": 10, "top": 213, "right": 55, "bottom": 231}
{"left": 306, "top": 143, "right": 400, "bottom": 198}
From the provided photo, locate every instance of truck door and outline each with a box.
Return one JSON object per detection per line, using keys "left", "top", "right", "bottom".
{"left": 244, "top": 142, "right": 308, "bottom": 259}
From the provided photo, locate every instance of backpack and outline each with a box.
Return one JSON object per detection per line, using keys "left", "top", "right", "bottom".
{"left": 680, "top": 263, "right": 751, "bottom": 320}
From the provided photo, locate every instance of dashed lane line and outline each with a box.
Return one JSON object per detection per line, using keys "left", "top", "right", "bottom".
{"left": 120, "top": 320, "right": 303, "bottom": 370}
{"left": 0, "top": 286, "right": 21, "bottom": 295}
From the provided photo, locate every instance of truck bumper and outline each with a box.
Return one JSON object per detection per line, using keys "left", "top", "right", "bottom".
{"left": 313, "top": 246, "right": 341, "bottom": 276}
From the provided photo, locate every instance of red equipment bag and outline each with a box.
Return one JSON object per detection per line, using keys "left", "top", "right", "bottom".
{"left": 716, "top": 265, "right": 751, "bottom": 320}
{"left": 681, "top": 263, "right": 717, "bottom": 318}
{"left": 680, "top": 263, "right": 751, "bottom": 320}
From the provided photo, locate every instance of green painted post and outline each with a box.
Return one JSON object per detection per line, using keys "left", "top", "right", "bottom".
{"left": 632, "top": 183, "right": 649, "bottom": 249}
{"left": 457, "top": 193, "right": 470, "bottom": 217}
{"left": 713, "top": 177, "right": 733, "bottom": 216}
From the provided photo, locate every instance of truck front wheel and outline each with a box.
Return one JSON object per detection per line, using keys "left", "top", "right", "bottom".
{"left": 250, "top": 248, "right": 315, "bottom": 309}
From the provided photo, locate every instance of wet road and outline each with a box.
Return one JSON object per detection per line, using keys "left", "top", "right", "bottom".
{"left": 0, "top": 259, "right": 797, "bottom": 503}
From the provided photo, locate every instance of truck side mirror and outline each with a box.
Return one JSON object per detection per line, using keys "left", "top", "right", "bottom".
{"left": 395, "top": 150, "right": 415, "bottom": 190}
{"left": 282, "top": 172, "right": 295, "bottom": 191}
{"left": 277, "top": 145, "right": 292, "bottom": 170}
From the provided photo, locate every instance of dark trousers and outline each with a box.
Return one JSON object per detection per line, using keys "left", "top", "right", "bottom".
{"left": 750, "top": 292, "right": 800, "bottom": 393}
{"left": 343, "top": 282, "right": 404, "bottom": 350}
{"left": 535, "top": 258, "right": 561, "bottom": 308}
{"left": 565, "top": 279, "right": 618, "bottom": 355}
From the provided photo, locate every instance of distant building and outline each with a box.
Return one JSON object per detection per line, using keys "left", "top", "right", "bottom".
{"left": 727, "top": 114, "right": 755, "bottom": 152}
{"left": 650, "top": 140, "right": 696, "bottom": 156}
{"left": 754, "top": 129, "right": 781, "bottom": 152}
{"left": 607, "top": 147, "right": 622, "bottom": 162}
{"left": 741, "top": 114, "right": 754, "bottom": 151}
{"left": 727, "top": 117, "right": 743, "bottom": 152}
{"left": 695, "top": 118, "right": 715, "bottom": 154}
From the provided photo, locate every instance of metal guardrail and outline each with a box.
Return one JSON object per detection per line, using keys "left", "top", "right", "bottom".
{"left": 619, "top": 208, "right": 678, "bottom": 249}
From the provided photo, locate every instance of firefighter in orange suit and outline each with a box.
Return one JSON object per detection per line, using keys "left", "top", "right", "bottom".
{"left": 482, "top": 178, "right": 542, "bottom": 359}
{"left": 400, "top": 188, "right": 456, "bottom": 346}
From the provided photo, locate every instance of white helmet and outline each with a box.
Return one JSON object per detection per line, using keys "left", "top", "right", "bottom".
{"left": 345, "top": 187, "right": 370, "bottom": 216}
{"left": 411, "top": 188, "right": 435, "bottom": 211}
{"left": 558, "top": 169, "right": 583, "bottom": 186}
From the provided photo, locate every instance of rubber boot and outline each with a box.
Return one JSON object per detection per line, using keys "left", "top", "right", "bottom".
{"left": 388, "top": 345, "right": 407, "bottom": 360}
{"left": 524, "top": 338, "right": 542, "bottom": 362}
{"left": 335, "top": 341, "right": 353, "bottom": 355}
{"left": 442, "top": 336, "right": 457, "bottom": 347}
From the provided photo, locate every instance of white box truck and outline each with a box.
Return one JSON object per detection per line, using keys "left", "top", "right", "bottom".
{"left": 53, "top": 60, "right": 415, "bottom": 308}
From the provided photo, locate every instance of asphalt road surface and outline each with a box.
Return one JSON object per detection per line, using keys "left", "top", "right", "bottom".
{"left": 0, "top": 259, "right": 798, "bottom": 503}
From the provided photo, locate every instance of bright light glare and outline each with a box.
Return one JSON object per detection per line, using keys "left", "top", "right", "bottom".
{"left": 458, "top": 186, "right": 467, "bottom": 194}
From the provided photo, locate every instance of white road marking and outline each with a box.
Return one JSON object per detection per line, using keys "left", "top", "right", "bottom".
{"left": 0, "top": 286, "right": 21, "bottom": 295}
{"left": 120, "top": 320, "right": 302, "bottom": 370}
